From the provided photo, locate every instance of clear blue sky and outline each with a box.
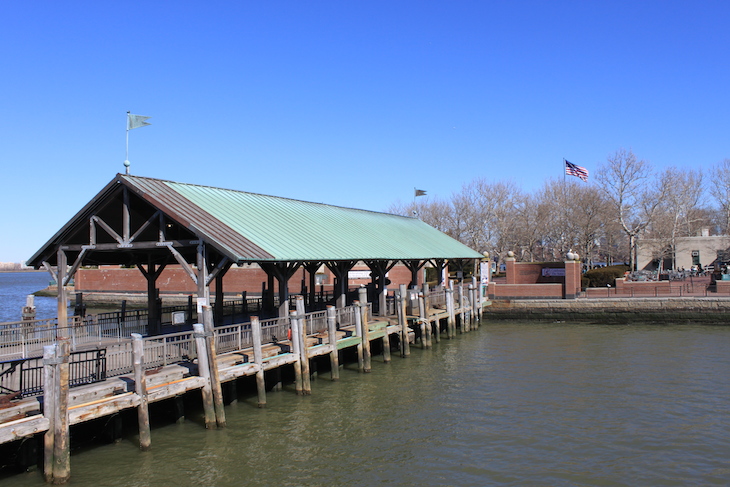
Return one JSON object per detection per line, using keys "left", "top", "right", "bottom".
{"left": 1, "top": 1, "right": 729, "bottom": 263}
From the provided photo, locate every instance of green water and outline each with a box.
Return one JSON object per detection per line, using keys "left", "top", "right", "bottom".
{"left": 6, "top": 321, "right": 730, "bottom": 486}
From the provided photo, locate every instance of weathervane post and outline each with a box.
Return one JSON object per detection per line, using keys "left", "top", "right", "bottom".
{"left": 125, "top": 111, "right": 151, "bottom": 175}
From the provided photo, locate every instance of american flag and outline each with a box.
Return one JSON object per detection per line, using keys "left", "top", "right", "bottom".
{"left": 565, "top": 160, "right": 589, "bottom": 182}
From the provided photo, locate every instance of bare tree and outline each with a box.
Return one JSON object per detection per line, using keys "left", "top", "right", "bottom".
{"left": 710, "top": 159, "right": 730, "bottom": 234}
{"left": 596, "top": 148, "right": 668, "bottom": 271}
{"left": 649, "top": 167, "right": 705, "bottom": 269}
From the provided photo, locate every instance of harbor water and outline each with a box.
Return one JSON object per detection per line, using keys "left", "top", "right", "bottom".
{"left": 0, "top": 272, "right": 60, "bottom": 323}
{"left": 2, "top": 274, "right": 730, "bottom": 485}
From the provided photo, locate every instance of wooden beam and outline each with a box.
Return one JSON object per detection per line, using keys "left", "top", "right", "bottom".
{"left": 129, "top": 210, "right": 161, "bottom": 244}
{"left": 91, "top": 216, "right": 124, "bottom": 245}
{"left": 163, "top": 242, "right": 198, "bottom": 284}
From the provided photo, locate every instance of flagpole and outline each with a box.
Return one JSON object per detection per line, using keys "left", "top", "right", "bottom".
{"left": 124, "top": 111, "right": 130, "bottom": 175}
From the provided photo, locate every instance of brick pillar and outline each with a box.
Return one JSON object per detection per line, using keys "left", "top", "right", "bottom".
{"left": 505, "top": 253, "right": 517, "bottom": 285}
{"left": 564, "top": 259, "right": 580, "bottom": 299}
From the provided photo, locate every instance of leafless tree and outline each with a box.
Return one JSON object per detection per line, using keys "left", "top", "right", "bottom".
{"left": 710, "top": 159, "right": 730, "bottom": 234}
{"left": 596, "top": 148, "right": 668, "bottom": 271}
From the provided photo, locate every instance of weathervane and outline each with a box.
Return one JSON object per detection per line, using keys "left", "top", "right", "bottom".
{"left": 125, "top": 111, "right": 151, "bottom": 175}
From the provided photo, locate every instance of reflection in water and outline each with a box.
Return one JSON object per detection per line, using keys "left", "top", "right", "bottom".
{"left": 6, "top": 322, "right": 730, "bottom": 486}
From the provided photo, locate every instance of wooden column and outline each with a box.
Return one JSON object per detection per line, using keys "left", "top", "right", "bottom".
{"left": 53, "top": 248, "right": 72, "bottom": 484}
{"left": 358, "top": 287, "right": 371, "bottom": 372}
{"left": 295, "top": 296, "right": 311, "bottom": 394}
{"left": 398, "top": 284, "right": 410, "bottom": 357}
{"left": 250, "top": 317, "right": 266, "bottom": 407}
{"left": 42, "top": 344, "right": 58, "bottom": 483}
{"left": 289, "top": 310, "right": 303, "bottom": 395}
{"left": 192, "top": 323, "right": 216, "bottom": 429}
{"left": 353, "top": 300, "right": 365, "bottom": 372}
{"left": 418, "top": 292, "right": 430, "bottom": 349}
{"left": 458, "top": 283, "right": 466, "bottom": 332}
{"left": 132, "top": 333, "right": 151, "bottom": 450}
{"left": 202, "top": 306, "right": 225, "bottom": 427}
{"left": 446, "top": 285, "right": 456, "bottom": 338}
{"left": 326, "top": 306, "right": 339, "bottom": 380}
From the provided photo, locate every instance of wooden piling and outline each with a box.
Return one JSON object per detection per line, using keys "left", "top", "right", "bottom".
{"left": 250, "top": 317, "right": 267, "bottom": 407}
{"left": 418, "top": 293, "right": 429, "bottom": 349}
{"left": 357, "top": 289, "right": 372, "bottom": 372}
{"left": 458, "top": 284, "right": 467, "bottom": 332}
{"left": 382, "top": 326, "right": 392, "bottom": 363}
{"left": 202, "top": 306, "right": 226, "bottom": 427}
{"left": 326, "top": 306, "right": 340, "bottom": 380}
{"left": 446, "top": 287, "right": 455, "bottom": 338}
{"left": 42, "top": 344, "right": 57, "bottom": 483}
{"left": 173, "top": 396, "right": 185, "bottom": 424}
{"left": 353, "top": 300, "right": 365, "bottom": 372}
{"left": 192, "top": 323, "right": 217, "bottom": 429}
{"left": 53, "top": 338, "right": 71, "bottom": 484}
{"left": 289, "top": 311, "right": 304, "bottom": 395}
{"left": 22, "top": 294, "right": 36, "bottom": 322}
{"left": 295, "top": 296, "right": 312, "bottom": 394}
{"left": 398, "top": 285, "right": 410, "bottom": 357}
{"left": 131, "top": 334, "right": 151, "bottom": 451}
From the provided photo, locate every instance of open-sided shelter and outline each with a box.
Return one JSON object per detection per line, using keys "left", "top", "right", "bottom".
{"left": 28, "top": 174, "right": 483, "bottom": 334}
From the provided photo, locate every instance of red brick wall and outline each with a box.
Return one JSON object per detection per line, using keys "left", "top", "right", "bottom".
{"left": 488, "top": 282, "right": 563, "bottom": 299}
{"left": 75, "top": 263, "right": 417, "bottom": 296}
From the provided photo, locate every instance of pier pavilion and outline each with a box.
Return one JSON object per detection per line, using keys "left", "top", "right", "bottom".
{"left": 27, "top": 173, "right": 483, "bottom": 333}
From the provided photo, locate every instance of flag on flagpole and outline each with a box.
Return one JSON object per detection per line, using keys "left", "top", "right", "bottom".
{"left": 565, "top": 160, "right": 589, "bottom": 182}
{"left": 415, "top": 188, "right": 427, "bottom": 197}
{"left": 127, "top": 113, "right": 151, "bottom": 130}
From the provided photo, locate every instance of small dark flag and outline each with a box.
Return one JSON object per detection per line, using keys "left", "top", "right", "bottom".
{"left": 565, "top": 160, "right": 589, "bottom": 182}
{"left": 415, "top": 188, "right": 427, "bottom": 197}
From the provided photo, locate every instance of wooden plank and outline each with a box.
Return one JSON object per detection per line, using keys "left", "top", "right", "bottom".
{"left": 0, "top": 398, "right": 41, "bottom": 423}
{"left": 262, "top": 353, "right": 298, "bottom": 370}
{"left": 218, "top": 363, "right": 259, "bottom": 382}
{"left": 0, "top": 415, "right": 50, "bottom": 444}
{"left": 68, "top": 392, "right": 141, "bottom": 425}
{"left": 336, "top": 336, "right": 361, "bottom": 350}
{"left": 147, "top": 377, "right": 206, "bottom": 403}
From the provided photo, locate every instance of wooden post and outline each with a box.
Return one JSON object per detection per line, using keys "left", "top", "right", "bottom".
{"left": 295, "top": 296, "right": 311, "bottom": 394}
{"left": 22, "top": 294, "right": 36, "bottom": 322}
{"left": 289, "top": 311, "right": 303, "bottom": 395}
{"left": 470, "top": 281, "right": 479, "bottom": 329}
{"left": 382, "top": 326, "right": 392, "bottom": 363}
{"left": 398, "top": 284, "right": 410, "bottom": 357}
{"left": 42, "top": 344, "right": 57, "bottom": 483}
{"left": 193, "top": 323, "right": 216, "bottom": 429}
{"left": 358, "top": 288, "right": 372, "bottom": 372}
{"left": 458, "top": 283, "right": 466, "bottom": 332}
{"left": 173, "top": 396, "right": 185, "bottom": 424}
{"left": 55, "top": 247, "right": 71, "bottom": 483}
{"left": 202, "top": 306, "right": 226, "bottom": 427}
{"left": 326, "top": 306, "right": 339, "bottom": 380}
{"left": 446, "top": 287, "right": 455, "bottom": 339}
{"left": 52, "top": 338, "right": 71, "bottom": 483}
{"left": 418, "top": 293, "right": 430, "bottom": 348}
{"left": 250, "top": 317, "right": 267, "bottom": 407}
{"left": 132, "top": 333, "right": 151, "bottom": 450}
{"left": 353, "top": 300, "right": 365, "bottom": 372}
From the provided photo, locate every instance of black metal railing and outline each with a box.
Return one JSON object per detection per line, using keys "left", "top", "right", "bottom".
{"left": 0, "top": 349, "right": 107, "bottom": 398}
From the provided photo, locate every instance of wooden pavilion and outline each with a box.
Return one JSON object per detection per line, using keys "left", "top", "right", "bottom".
{"left": 28, "top": 174, "right": 483, "bottom": 334}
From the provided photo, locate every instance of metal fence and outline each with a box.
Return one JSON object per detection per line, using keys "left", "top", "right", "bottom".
{"left": 1, "top": 349, "right": 107, "bottom": 398}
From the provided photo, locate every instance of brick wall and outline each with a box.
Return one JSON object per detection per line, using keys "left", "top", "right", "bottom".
{"left": 75, "top": 263, "right": 418, "bottom": 296}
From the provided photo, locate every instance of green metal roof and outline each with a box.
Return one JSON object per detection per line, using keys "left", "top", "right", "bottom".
{"left": 134, "top": 176, "right": 482, "bottom": 262}
{"left": 28, "top": 174, "right": 483, "bottom": 266}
